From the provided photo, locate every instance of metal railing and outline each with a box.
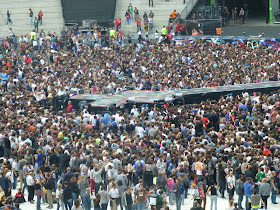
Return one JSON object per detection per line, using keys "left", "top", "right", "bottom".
{"left": 170, "top": 0, "right": 197, "bottom": 29}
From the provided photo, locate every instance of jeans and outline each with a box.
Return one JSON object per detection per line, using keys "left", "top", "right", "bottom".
{"left": 64, "top": 199, "right": 72, "bottom": 210}
{"left": 119, "top": 197, "right": 123, "bottom": 210}
{"left": 36, "top": 195, "right": 41, "bottom": 210}
{"left": 261, "top": 195, "right": 268, "bottom": 208}
{"left": 27, "top": 185, "right": 35, "bottom": 201}
{"left": 271, "top": 188, "right": 277, "bottom": 204}
{"left": 168, "top": 188, "right": 175, "bottom": 204}
{"left": 196, "top": 175, "right": 203, "bottom": 184}
{"left": 219, "top": 180, "right": 226, "bottom": 198}
{"left": 95, "top": 182, "right": 101, "bottom": 195}
{"left": 22, "top": 177, "right": 27, "bottom": 193}
{"left": 57, "top": 202, "right": 65, "bottom": 210}
{"left": 34, "top": 24, "right": 38, "bottom": 32}
{"left": 71, "top": 192, "right": 78, "bottom": 206}
{"left": 228, "top": 187, "right": 235, "bottom": 200}
{"left": 175, "top": 197, "right": 182, "bottom": 210}
{"left": 238, "top": 194, "right": 243, "bottom": 209}
{"left": 245, "top": 194, "right": 252, "bottom": 210}
{"left": 12, "top": 176, "right": 17, "bottom": 189}
{"left": 30, "top": 17, "right": 33, "bottom": 26}
{"left": 101, "top": 203, "right": 108, "bottom": 210}
{"left": 126, "top": 18, "right": 129, "bottom": 24}
{"left": 7, "top": 17, "right": 13, "bottom": 25}
{"left": 136, "top": 202, "right": 146, "bottom": 210}
{"left": 125, "top": 204, "right": 133, "bottom": 210}
{"left": 210, "top": 195, "right": 217, "bottom": 210}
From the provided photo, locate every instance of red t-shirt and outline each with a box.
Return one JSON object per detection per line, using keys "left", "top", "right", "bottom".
{"left": 263, "top": 149, "right": 271, "bottom": 157}
{"left": 166, "top": 33, "right": 173, "bottom": 41}
{"left": 201, "top": 116, "right": 209, "bottom": 128}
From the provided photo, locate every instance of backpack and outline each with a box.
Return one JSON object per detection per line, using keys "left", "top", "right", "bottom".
{"left": 236, "top": 180, "right": 244, "bottom": 193}
{"left": 156, "top": 195, "right": 163, "bottom": 207}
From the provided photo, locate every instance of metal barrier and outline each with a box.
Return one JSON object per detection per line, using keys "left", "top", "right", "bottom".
{"left": 170, "top": 0, "right": 198, "bottom": 29}
{"left": 185, "top": 19, "right": 222, "bottom": 35}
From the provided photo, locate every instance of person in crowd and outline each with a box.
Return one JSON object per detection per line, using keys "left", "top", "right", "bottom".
{"left": 72, "top": 199, "right": 83, "bottom": 210}
{"left": 63, "top": 181, "right": 73, "bottom": 210}
{"left": 134, "top": 183, "right": 146, "bottom": 210}
{"left": 121, "top": 186, "right": 133, "bottom": 210}
{"left": 6, "top": 10, "right": 13, "bottom": 26}
{"left": 227, "top": 171, "right": 236, "bottom": 201}
{"left": 26, "top": 172, "right": 35, "bottom": 204}
{"left": 173, "top": 179, "right": 184, "bottom": 210}
{"left": 56, "top": 183, "right": 64, "bottom": 210}
{"left": 92, "top": 193, "right": 101, "bottom": 210}
{"left": 34, "top": 177, "right": 41, "bottom": 210}
{"left": 235, "top": 175, "right": 244, "bottom": 209}
{"left": 38, "top": 10, "right": 43, "bottom": 25}
{"left": 250, "top": 189, "right": 265, "bottom": 210}
{"left": 109, "top": 183, "right": 119, "bottom": 210}
{"left": 207, "top": 182, "right": 218, "bottom": 210}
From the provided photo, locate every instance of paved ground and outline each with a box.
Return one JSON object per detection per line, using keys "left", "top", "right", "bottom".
{"left": 13, "top": 186, "right": 280, "bottom": 210}
{"left": 222, "top": 17, "right": 280, "bottom": 37}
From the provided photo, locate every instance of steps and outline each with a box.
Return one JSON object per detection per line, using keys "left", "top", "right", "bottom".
{"left": 0, "top": 0, "right": 64, "bottom": 38}
{"left": 115, "top": 0, "right": 187, "bottom": 35}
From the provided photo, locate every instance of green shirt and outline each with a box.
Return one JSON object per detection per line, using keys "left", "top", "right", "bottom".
{"left": 96, "top": 138, "right": 101, "bottom": 145}
{"left": 128, "top": 6, "right": 133, "bottom": 13}
{"left": 256, "top": 172, "right": 265, "bottom": 182}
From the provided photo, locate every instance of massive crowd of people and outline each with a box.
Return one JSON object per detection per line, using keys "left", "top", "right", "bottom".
{"left": 0, "top": 25, "right": 280, "bottom": 210}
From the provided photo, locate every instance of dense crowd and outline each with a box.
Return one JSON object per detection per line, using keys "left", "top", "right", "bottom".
{"left": 0, "top": 26, "right": 280, "bottom": 210}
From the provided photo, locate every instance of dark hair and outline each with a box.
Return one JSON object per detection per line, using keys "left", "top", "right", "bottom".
{"left": 253, "top": 189, "right": 258, "bottom": 195}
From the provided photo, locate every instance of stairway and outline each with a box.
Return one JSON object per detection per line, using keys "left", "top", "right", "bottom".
{"left": 0, "top": 0, "right": 64, "bottom": 38}
{"left": 115, "top": 0, "right": 188, "bottom": 36}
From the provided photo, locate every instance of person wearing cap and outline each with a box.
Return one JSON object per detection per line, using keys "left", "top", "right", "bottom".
{"left": 62, "top": 167, "right": 73, "bottom": 185}
{"left": 191, "top": 183, "right": 201, "bottom": 204}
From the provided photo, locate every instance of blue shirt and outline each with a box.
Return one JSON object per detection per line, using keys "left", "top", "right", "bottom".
{"left": 173, "top": 182, "right": 184, "bottom": 197}
{"left": 239, "top": 104, "right": 247, "bottom": 113}
{"left": 243, "top": 182, "right": 253, "bottom": 195}
{"left": 0, "top": 73, "right": 8, "bottom": 82}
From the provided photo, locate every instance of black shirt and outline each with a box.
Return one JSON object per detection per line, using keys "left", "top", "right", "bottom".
{"left": 3, "top": 137, "right": 11, "bottom": 149}
{"left": 126, "top": 193, "right": 133, "bottom": 204}
{"left": 63, "top": 186, "right": 72, "bottom": 200}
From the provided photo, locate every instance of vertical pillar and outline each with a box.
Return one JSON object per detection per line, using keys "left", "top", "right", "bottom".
{"left": 269, "top": 0, "right": 273, "bottom": 24}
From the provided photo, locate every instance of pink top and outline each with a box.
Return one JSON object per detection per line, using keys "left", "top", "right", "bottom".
{"left": 166, "top": 178, "right": 175, "bottom": 190}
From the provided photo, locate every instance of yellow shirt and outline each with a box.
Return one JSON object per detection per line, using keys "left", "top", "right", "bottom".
{"left": 161, "top": 27, "right": 167, "bottom": 35}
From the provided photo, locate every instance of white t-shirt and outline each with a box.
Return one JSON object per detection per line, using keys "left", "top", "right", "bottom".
{"left": 109, "top": 188, "right": 119, "bottom": 199}
{"left": 227, "top": 176, "right": 236, "bottom": 188}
